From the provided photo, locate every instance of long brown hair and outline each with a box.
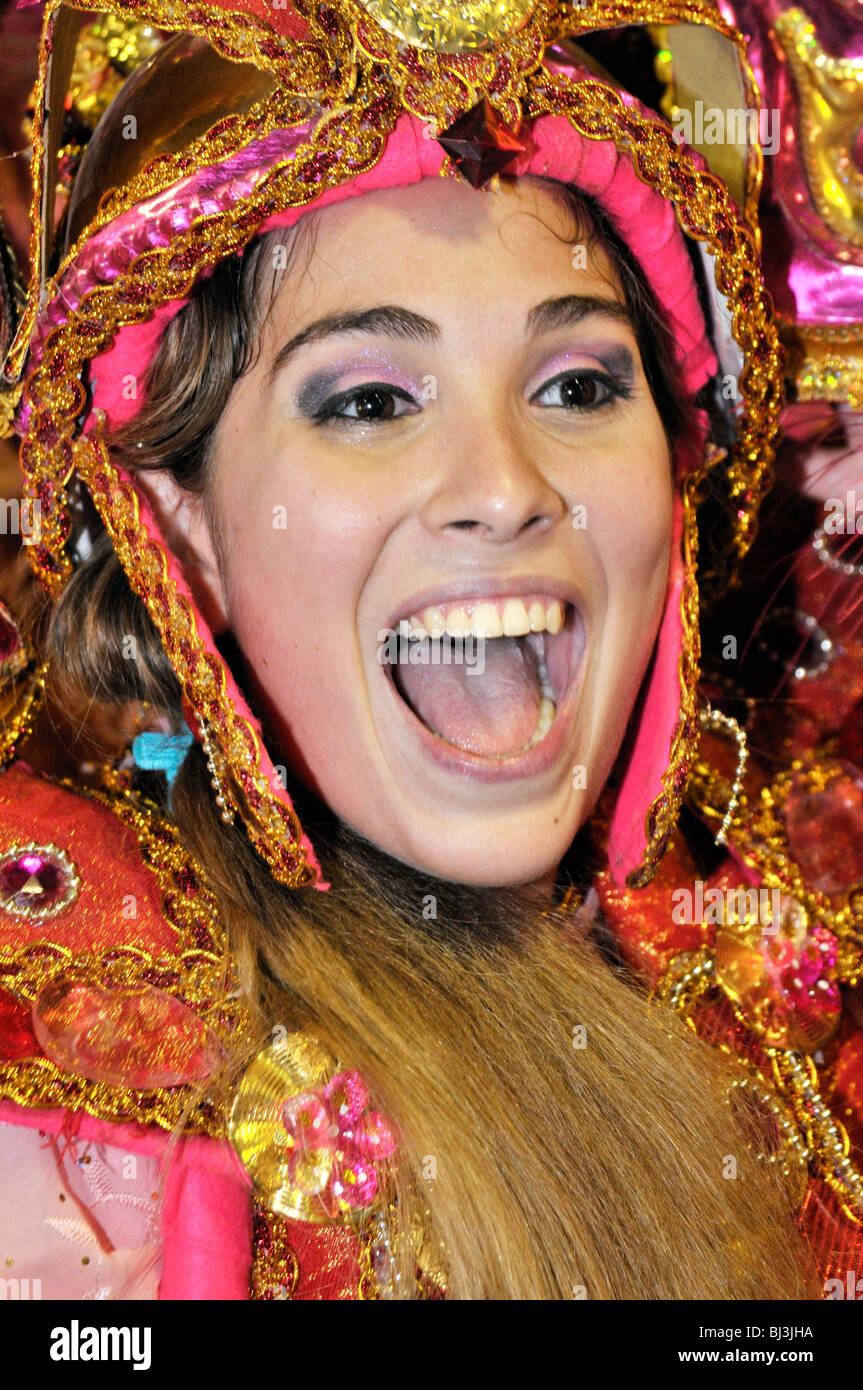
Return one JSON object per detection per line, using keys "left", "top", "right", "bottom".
{"left": 36, "top": 185, "right": 813, "bottom": 1298}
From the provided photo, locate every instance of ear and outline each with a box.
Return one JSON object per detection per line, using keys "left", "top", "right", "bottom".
{"left": 134, "top": 470, "right": 229, "bottom": 634}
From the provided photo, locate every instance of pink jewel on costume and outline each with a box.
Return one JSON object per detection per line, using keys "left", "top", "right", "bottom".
{"left": 716, "top": 893, "right": 841, "bottom": 1052}
{"left": 228, "top": 1037, "right": 397, "bottom": 1224}
{"left": 437, "top": 98, "right": 529, "bottom": 188}
{"left": 784, "top": 761, "right": 863, "bottom": 894}
{"left": 0, "top": 844, "right": 80, "bottom": 920}
{"left": 31, "top": 975, "right": 226, "bottom": 1087}
{"left": 277, "top": 1069, "right": 396, "bottom": 1217}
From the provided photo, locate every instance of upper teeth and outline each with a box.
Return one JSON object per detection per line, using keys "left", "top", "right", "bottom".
{"left": 404, "top": 597, "right": 566, "bottom": 640}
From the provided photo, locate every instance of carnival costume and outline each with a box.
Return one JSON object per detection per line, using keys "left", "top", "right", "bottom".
{"left": 0, "top": 0, "right": 860, "bottom": 1297}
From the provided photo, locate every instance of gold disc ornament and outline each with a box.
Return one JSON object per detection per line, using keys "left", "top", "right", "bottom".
{"left": 357, "top": 0, "right": 538, "bottom": 53}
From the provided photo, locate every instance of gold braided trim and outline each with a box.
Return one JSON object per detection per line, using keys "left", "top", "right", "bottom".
{"left": 20, "top": 86, "right": 399, "bottom": 885}
{"left": 0, "top": 662, "right": 48, "bottom": 767}
{"left": 657, "top": 948, "right": 863, "bottom": 1223}
{"left": 632, "top": 471, "right": 701, "bottom": 887}
{"left": 21, "top": 93, "right": 395, "bottom": 587}
{"left": 3, "top": 9, "right": 53, "bottom": 385}
{"left": 0, "top": 779, "right": 253, "bottom": 1135}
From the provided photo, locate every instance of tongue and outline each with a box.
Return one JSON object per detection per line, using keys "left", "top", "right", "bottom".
{"left": 394, "top": 635, "right": 542, "bottom": 756}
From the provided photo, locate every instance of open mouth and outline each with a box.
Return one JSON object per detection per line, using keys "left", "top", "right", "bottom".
{"left": 382, "top": 594, "right": 579, "bottom": 759}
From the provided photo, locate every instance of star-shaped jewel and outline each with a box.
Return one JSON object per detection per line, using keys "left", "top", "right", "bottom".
{"left": 437, "top": 99, "right": 529, "bottom": 189}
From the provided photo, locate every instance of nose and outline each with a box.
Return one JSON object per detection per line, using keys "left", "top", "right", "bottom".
{"left": 419, "top": 420, "right": 569, "bottom": 545}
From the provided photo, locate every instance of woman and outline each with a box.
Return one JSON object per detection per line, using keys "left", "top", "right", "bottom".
{"left": 0, "top": 0, "right": 853, "bottom": 1299}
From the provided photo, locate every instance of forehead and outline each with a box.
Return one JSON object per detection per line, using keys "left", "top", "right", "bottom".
{"left": 261, "top": 175, "right": 626, "bottom": 331}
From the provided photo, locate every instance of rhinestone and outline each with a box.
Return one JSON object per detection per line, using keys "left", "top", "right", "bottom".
{"left": 0, "top": 844, "right": 80, "bottom": 921}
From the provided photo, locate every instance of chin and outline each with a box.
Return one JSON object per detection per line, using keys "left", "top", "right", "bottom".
{"left": 388, "top": 816, "right": 584, "bottom": 889}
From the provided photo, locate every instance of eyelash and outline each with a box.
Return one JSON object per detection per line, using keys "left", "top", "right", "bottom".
{"left": 530, "top": 368, "right": 633, "bottom": 413}
{"left": 309, "top": 383, "right": 418, "bottom": 426}
{"left": 307, "top": 368, "right": 632, "bottom": 426}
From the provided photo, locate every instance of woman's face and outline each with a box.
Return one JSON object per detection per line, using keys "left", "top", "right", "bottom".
{"left": 196, "top": 177, "right": 674, "bottom": 886}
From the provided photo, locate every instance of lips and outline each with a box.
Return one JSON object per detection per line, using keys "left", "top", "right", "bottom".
{"left": 379, "top": 588, "right": 586, "bottom": 770}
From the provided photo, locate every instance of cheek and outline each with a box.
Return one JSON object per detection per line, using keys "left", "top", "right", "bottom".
{"left": 586, "top": 427, "right": 674, "bottom": 585}
{"left": 216, "top": 451, "right": 381, "bottom": 622}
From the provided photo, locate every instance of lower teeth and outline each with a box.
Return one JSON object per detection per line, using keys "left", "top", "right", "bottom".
{"left": 524, "top": 652, "right": 557, "bottom": 750}
{"left": 526, "top": 694, "right": 556, "bottom": 749}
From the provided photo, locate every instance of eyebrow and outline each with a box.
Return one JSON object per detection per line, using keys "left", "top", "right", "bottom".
{"left": 526, "top": 294, "right": 633, "bottom": 337}
{"left": 268, "top": 294, "right": 634, "bottom": 378}
{"left": 269, "top": 306, "right": 439, "bottom": 379}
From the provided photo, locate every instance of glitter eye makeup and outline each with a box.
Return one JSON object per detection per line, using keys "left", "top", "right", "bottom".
{"left": 287, "top": 347, "right": 426, "bottom": 420}
{"left": 527, "top": 343, "right": 637, "bottom": 415}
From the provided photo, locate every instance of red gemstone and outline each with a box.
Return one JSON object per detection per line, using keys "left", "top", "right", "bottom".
{"left": 364, "top": 95, "right": 392, "bottom": 126}
{"left": 117, "top": 283, "right": 151, "bottom": 306}
{"left": 301, "top": 150, "right": 340, "bottom": 183}
{"left": 437, "top": 99, "right": 529, "bottom": 189}
{"left": 402, "top": 46, "right": 424, "bottom": 77}
{"left": 33, "top": 545, "right": 58, "bottom": 573}
{"left": 36, "top": 478, "right": 55, "bottom": 508}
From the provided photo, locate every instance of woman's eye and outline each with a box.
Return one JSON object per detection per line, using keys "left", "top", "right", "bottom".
{"left": 532, "top": 371, "right": 627, "bottom": 412}
{"left": 313, "top": 384, "right": 419, "bottom": 424}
